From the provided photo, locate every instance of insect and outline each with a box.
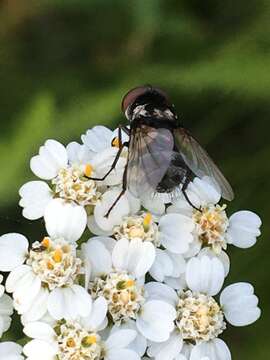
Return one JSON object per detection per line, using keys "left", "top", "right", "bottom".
{"left": 90, "top": 85, "right": 234, "bottom": 216}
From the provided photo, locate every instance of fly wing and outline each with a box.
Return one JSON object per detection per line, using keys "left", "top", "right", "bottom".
{"left": 127, "top": 126, "right": 174, "bottom": 197}
{"left": 174, "top": 127, "right": 234, "bottom": 201}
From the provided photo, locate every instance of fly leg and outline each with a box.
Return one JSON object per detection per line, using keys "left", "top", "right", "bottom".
{"left": 182, "top": 172, "right": 202, "bottom": 212}
{"left": 105, "top": 162, "right": 128, "bottom": 218}
{"left": 120, "top": 125, "right": 130, "bottom": 136}
{"left": 86, "top": 126, "right": 129, "bottom": 181}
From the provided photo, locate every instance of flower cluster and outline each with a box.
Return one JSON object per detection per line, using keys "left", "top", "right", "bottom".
{"left": 0, "top": 126, "right": 262, "bottom": 359}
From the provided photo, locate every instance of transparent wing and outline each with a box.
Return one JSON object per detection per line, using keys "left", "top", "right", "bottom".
{"left": 174, "top": 128, "right": 234, "bottom": 201}
{"left": 127, "top": 126, "right": 174, "bottom": 197}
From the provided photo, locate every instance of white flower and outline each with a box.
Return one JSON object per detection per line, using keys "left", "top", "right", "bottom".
{"left": 0, "top": 231, "right": 91, "bottom": 322}
{"left": 113, "top": 212, "right": 160, "bottom": 246}
{"left": 19, "top": 137, "right": 123, "bottom": 225}
{"left": 220, "top": 282, "right": 261, "bottom": 326}
{"left": 44, "top": 198, "right": 87, "bottom": 243}
{"left": 23, "top": 297, "right": 140, "bottom": 360}
{"left": 185, "top": 256, "right": 225, "bottom": 296}
{"left": 110, "top": 321, "right": 147, "bottom": 357}
{"left": 146, "top": 271, "right": 260, "bottom": 360}
{"left": 159, "top": 213, "right": 194, "bottom": 254}
{"left": 108, "top": 210, "right": 192, "bottom": 289}
{"left": 83, "top": 237, "right": 176, "bottom": 342}
{"left": 90, "top": 189, "right": 131, "bottom": 233}
{"left": 82, "top": 125, "right": 128, "bottom": 186}
{"left": 81, "top": 126, "right": 129, "bottom": 153}
{"left": 149, "top": 250, "right": 186, "bottom": 290}
{"left": 0, "top": 342, "right": 24, "bottom": 360}
{"left": 168, "top": 177, "right": 261, "bottom": 255}
{"left": 66, "top": 141, "right": 94, "bottom": 164}
{"left": 226, "top": 210, "right": 262, "bottom": 248}
{"left": 189, "top": 338, "right": 231, "bottom": 360}
{"left": 0, "top": 275, "right": 13, "bottom": 337}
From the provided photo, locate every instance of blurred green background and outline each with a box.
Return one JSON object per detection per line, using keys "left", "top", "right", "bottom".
{"left": 0, "top": 0, "right": 269, "bottom": 358}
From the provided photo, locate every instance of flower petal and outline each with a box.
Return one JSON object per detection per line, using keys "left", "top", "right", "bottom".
{"left": 150, "top": 249, "right": 173, "bottom": 282}
{"left": 45, "top": 198, "right": 87, "bottom": 242}
{"left": 189, "top": 177, "right": 221, "bottom": 206}
{"left": 136, "top": 300, "right": 176, "bottom": 342}
{"left": 198, "top": 248, "right": 230, "bottom": 277}
{"left": 66, "top": 142, "right": 94, "bottom": 164}
{"left": 112, "top": 238, "right": 155, "bottom": 278}
{"left": 91, "top": 147, "right": 126, "bottom": 186}
{"left": 81, "top": 296, "right": 107, "bottom": 332}
{"left": 220, "top": 282, "right": 261, "bottom": 326}
{"left": 227, "top": 210, "right": 261, "bottom": 248}
{"left": 23, "top": 339, "right": 57, "bottom": 359}
{"left": 23, "top": 322, "right": 55, "bottom": 341}
{"left": 94, "top": 189, "right": 130, "bottom": 232}
{"left": 159, "top": 214, "right": 194, "bottom": 254}
{"left": 0, "top": 233, "right": 28, "bottom": 271}
{"left": 186, "top": 255, "right": 225, "bottom": 296}
{"left": 145, "top": 282, "right": 178, "bottom": 306}
{"left": 19, "top": 181, "right": 53, "bottom": 220}
{"left": 190, "top": 338, "right": 231, "bottom": 360}
{"left": 48, "top": 285, "right": 92, "bottom": 320}
{"left": 106, "top": 349, "right": 140, "bottom": 360}
{"left": 106, "top": 329, "right": 137, "bottom": 350}
{"left": 111, "top": 321, "right": 147, "bottom": 356}
{"left": 30, "top": 139, "right": 68, "bottom": 180}
{"left": 82, "top": 126, "right": 113, "bottom": 152}
{"left": 0, "top": 342, "right": 23, "bottom": 360}
{"left": 21, "top": 288, "right": 49, "bottom": 322}
{"left": 148, "top": 330, "right": 183, "bottom": 360}
{"left": 82, "top": 238, "right": 112, "bottom": 282}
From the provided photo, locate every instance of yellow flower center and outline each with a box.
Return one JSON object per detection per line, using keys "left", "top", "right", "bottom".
{"left": 90, "top": 271, "right": 145, "bottom": 325}
{"left": 53, "top": 249, "right": 63, "bottom": 263}
{"left": 55, "top": 320, "right": 102, "bottom": 360}
{"left": 193, "top": 204, "right": 229, "bottom": 253}
{"left": 82, "top": 335, "right": 97, "bottom": 346}
{"left": 176, "top": 290, "right": 226, "bottom": 342}
{"left": 28, "top": 238, "right": 82, "bottom": 290}
{"left": 113, "top": 213, "right": 160, "bottom": 246}
{"left": 66, "top": 338, "right": 76, "bottom": 347}
{"left": 111, "top": 137, "right": 121, "bottom": 148}
{"left": 84, "top": 163, "right": 93, "bottom": 178}
{"left": 41, "top": 237, "right": 50, "bottom": 248}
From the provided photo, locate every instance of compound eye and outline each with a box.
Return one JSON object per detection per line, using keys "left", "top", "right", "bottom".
{"left": 121, "top": 86, "right": 150, "bottom": 113}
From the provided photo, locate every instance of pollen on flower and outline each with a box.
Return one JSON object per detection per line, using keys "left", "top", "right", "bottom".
{"left": 84, "top": 163, "right": 93, "bottom": 177}
{"left": 126, "top": 279, "right": 135, "bottom": 287}
{"left": 41, "top": 237, "right": 50, "bottom": 248}
{"left": 176, "top": 290, "right": 226, "bottom": 343}
{"left": 111, "top": 137, "right": 122, "bottom": 148}
{"left": 143, "top": 212, "right": 152, "bottom": 228}
{"left": 52, "top": 164, "right": 101, "bottom": 206}
{"left": 27, "top": 238, "right": 82, "bottom": 290}
{"left": 53, "top": 249, "right": 63, "bottom": 263}
{"left": 193, "top": 204, "right": 229, "bottom": 254}
{"left": 82, "top": 335, "right": 97, "bottom": 346}
{"left": 55, "top": 320, "right": 103, "bottom": 360}
{"left": 89, "top": 271, "right": 145, "bottom": 325}
{"left": 113, "top": 213, "right": 160, "bottom": 246}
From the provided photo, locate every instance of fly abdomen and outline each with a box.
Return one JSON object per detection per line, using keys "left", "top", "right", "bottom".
{"left": 156, "top": 153, "right": 192, "bottom": 193}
